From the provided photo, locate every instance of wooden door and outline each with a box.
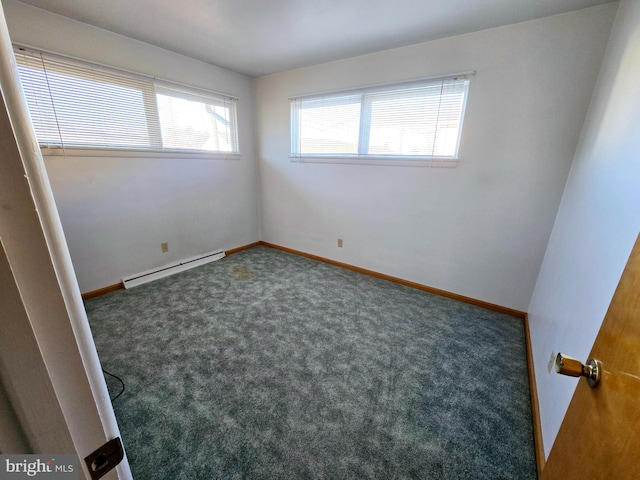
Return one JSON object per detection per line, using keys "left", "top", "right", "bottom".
{"left": 542, "top": 234, "right": 640, "bottom": 479}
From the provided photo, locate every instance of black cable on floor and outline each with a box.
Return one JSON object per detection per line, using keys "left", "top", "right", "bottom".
{"left": 102, "top": 368, "right": 125, "bottom": 402}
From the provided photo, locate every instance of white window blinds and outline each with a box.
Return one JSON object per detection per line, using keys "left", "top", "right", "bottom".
{"left": 291, "top": 73, "right": 472, "bottom": 162}
{"left": 14, "top": 47, "right": 239, "bottom": 154}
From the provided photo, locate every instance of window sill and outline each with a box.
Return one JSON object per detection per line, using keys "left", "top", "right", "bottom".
{"left": 40, "top": 146, "right": 241, "bottom": 160}
{"left": 289, "top": 155, "right": 458, "bottom": 168}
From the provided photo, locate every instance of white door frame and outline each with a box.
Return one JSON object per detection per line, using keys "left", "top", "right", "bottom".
{"left": 0, "top": 2, "right": 131, "bottom": 478}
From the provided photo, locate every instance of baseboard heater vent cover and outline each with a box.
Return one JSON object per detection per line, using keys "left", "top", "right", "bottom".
{"left": 122, "top": 250, "right": 225, "bottom": 289}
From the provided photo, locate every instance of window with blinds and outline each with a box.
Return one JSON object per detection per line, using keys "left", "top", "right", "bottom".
{"left": 290, "top": 74, "right": 472, "bottom": 162}
{"left": 14, "top": 47, "right": 239, "bottom": 155}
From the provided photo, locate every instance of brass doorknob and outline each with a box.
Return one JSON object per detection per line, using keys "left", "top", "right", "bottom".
{"left": 555, "top": 353, "right": 602, "bottom": 388}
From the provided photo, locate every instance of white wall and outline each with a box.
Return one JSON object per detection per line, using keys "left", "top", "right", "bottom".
{"left": 528, "top": 0, "right": 640, "bottom": 458}
{"left": 254, "top": 5, "right": 617, "bottom": 312}
{"left": 3, "top": 0, "right": 260, "bottom": 292}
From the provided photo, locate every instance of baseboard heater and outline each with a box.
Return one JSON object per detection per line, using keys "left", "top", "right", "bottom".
{"left": 122, "top": 250, "right": 225, "bottom": 289}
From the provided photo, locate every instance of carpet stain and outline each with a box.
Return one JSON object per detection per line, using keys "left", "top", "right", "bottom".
{"left": 231, "top": 264, "right": 256, "bottom": 279}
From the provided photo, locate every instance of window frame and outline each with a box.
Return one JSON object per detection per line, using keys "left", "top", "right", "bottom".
{"left": 290, "top": 73, "right": 473, "bottom": 167}
{"left": 13, "top": 46, "right": 241, "bottom": 159}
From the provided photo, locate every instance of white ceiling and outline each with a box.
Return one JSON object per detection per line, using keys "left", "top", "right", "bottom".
{"left": 17, "top": 0, "right": 614, "bottom": 77}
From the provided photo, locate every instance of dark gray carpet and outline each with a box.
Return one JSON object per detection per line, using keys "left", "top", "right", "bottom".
{"left": 85, "top": 246, "right": 537, "bottom": 479}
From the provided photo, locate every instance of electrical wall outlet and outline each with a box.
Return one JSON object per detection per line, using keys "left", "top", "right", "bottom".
{"left": 337, "top": 238, "right": 343, "bottom": 248}
{"left": 547, "top": 351, "right": 556, "bottom": 373}
{"left": 161, "top": 242, "right": 169, "bottom": 253}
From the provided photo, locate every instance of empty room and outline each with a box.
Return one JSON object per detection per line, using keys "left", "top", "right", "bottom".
{"left": 1, "top": 0, "right": 639, "bottom": 479}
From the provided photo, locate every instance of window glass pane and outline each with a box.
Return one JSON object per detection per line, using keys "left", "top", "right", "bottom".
{"left": 16, "top": 54, "right": 155, "bottom": 149}
{"left": 367, "top": 89, "right": 440, "bottom": 156}
{"left": 296, "top": 95, "right": 361, "bottom": 155}
{"left": 367, "top": 81, "right": 466, "bottom": 157}
{"left": 156, "top": 92, "right": 236, "bottom": 152}
{"left": 46, "top": 70, "right": 152, "bottom": 148}
{"left": 17, "top": 63, "right": 59, "bottom": 144}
